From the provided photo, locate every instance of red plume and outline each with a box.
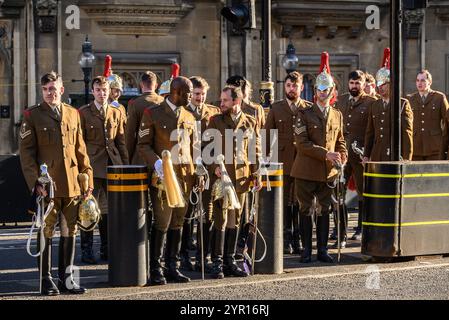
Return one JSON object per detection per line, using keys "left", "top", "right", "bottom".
{"left": 381, "top": 48, "right": 390, "bottom": 69}
{"left": 319, "top": 52, "right": 331, "bottom": 74}
{"left": 103, "top": 55, "right": 112, "bottom": 77}
{"left": 171, "top": 63, "right": 180, "bottom": 78}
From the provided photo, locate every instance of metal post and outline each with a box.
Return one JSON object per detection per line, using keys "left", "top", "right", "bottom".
{"left": 391, "top": 0, "right": 402, "bottom": 161}
{"left": 260, "top": 0, "right": 274, "bottom": 109}
{"left": 83, "top": 68, "right": 91, "bottom": 105}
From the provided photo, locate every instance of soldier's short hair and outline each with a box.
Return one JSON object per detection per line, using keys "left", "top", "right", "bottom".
{"left": 418, "top": 69, "right": 433, "bottom": 83}
{"left": 226, "top": 75, "right": 252, "bottom": 98}
{"left": 365, "top": 73, "right": 375, "bottom": 85}
{"left": 348, "top": 70, "right": 366, "bottom": 82}
{"left": 141, "top": 71, "right": 157, "bottom": 87}
{"left": 91, "top": 76, "right": 110, "bottom": 90}
{"left": 222, "top": 85, "right": 243, "bottom": 101}
{"left": 190, "top": 76, "right": 210, "bottom": 91}
{"left": 284, "top": 71, "right": 303, "bottom": 84}
{"left": 41, "top": 71, "right": 63, "bottom": 86}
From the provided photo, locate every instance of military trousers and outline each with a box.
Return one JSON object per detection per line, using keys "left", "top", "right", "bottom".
{"left": 212, "top": 193, "right": 247, "bottom": 231}
{"left": 150, "top": 187, "right": 188, "bottom": 232}
{"left": 295, "top": 179, "right": 333, "bottom": 216}
{"left": 43, "top": 197, "right": 79, "bottom": 238}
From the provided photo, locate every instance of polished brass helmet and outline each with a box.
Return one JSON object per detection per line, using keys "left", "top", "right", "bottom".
{"left": 108, "top": 74, "right": 123, "bottom": 93}
{"left": 376, "top": 48, "right": 391, "bottom": 87}
{"left": 77, "top": 195, "right": 101, "bottom": 232}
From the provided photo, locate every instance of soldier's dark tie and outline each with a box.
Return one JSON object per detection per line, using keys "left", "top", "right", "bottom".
{"left": 53, "top": 107, "right": 61, "bottom": 121}
{"left": 421, "top": 95, "right": 426, "bottom": 103}
{"left": 99, "top": 106, "right": 105, "bottom": 118}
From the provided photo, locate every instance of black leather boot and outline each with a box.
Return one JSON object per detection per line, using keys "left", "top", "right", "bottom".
{"left": 223, "top": 228, "right": 248, "bottom": 277}
{"left": 351, "top": 200, "right": 363, "bottom": 240}
{"left": 332, "top": 204, "right": 347, "bottom": 249}
{"left": 291, "top": 205, "right": 302, "bottom": 254}
{"left": 299, "top": 215, "right": 312, "bottom": 263}
{"left": 194, "top": 220, "right": 212, "bottom": 273}
{"left": 317, "top": 215, "right": 334, "bottom": 263}
{"left": 80, "top": 230, "right": 96, "bottom": 264}
{"left": 149, "top": 227, "right": 167, "bottom": 286}
{"left": 283, "top": 205, "right": 293, "bottom": 254}
{"left": 180, "top": 219, "right": 195, "bottom": 271}
{"left": 164, "top": 229, "right": 191, "bottom": 283}
{"left": 58, "top": 237, "right": 87, "bottom": 294}
{"left": 209, "top": 227, "right": 225, "bottom": 279}
{"left": 99, "top": 214, "right": 108, "bottom": 261}
{"left": 37, "top": 237, "right": 60, "bottom": 296}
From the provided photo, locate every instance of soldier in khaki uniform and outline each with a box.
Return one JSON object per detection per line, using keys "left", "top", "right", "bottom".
{"left": 292, "top": 53, "right": 348, "bottom": 264}
{"left": 205, "top": 85, "right": 262, "bottom": 279}
{"left": 107, "top": 74, "right": 127, "bottom": 125}
{"left": 335, "top": 70, "right": 377, "bottom": 243}
{"left": 407, "top": 70, "right": 449, "bottom": 160}
{"left": 265, "top": 71, "right": 312, "bottom": 255}
{"left": 364, "top": 73, "right": 381, "bottom": 99}
{"left": 363, "top": 53, "right": 413, "bottom": 162}
{"left": 126, "top": 71, "right": 164, "bottom": 164}
{"left": 20, "top": 72, "right": 92, "bottom": 295}
{"left": 137, "top": 76, "right": 196, "bottom": 285}
{"left": 79, "top": 76, "right": 129, "bottom": 264}
{"left": 179, "top": 76, "right": 220, "bottom": 271}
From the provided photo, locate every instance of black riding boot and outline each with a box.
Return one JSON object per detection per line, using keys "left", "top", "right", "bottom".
{"left": 164, "top": 229, "right": 190, "bottom": 283}
{"left": 223, "top": 228, "right": 248, "bottom": 277}
{"left": 283, "top": 205, "right": 293, "bottom": 254}
{"left": 180, "top": 219, "right": 195, "bottom": 271}
{"left": 317, "top": 215, "right": 334, "bottom": 263}
{"left": 99, "top": 214, "right": 108, "bottom": 261}
{"left": 299, "top": 215, "right": 312, "bottom": 263}
{"left": 149, "top": 227, "right": 167, "bottom": 286}
{"left": 80, "top": 230, "right": 96, "bottom": 264}
{"left": 291, "top": 205, "right": 302, "bottom": 254}
{"left": 37, "top": 237, "right": 59, "bottom": 296}
{"left": 59, "top": 236, "right": 87, "bottom": 294}
{"left": 210, "top": 227, "right": 225, "bottom": 279}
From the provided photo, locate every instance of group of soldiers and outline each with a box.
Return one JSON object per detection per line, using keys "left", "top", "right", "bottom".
{"left": 18, "top": 47, "right": 449, "bottom": 296}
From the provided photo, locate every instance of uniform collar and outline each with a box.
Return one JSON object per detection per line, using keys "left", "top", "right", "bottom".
{"left": 166, "top": 97, "right": 179, "bottom": 113}
{"left": 94, "top": 100, "right": 107, "bottom": 111}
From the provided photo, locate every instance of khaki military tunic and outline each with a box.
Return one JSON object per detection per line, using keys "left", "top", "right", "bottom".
{"left": 407, "top": 90, "right": 449, "bottom": 160}
{"left": 364, "top": 98, "right": 414, "bottom": 161}
{"left": 335, "top": 93, "right": 376, "bottom": 196}
{"left": 126, "top": 92, "right": 164, "bottom": 164}
{"left": 19, "top": 102, "right": 93, "bottom": 237}
{"left": 292, "top": 104, "right": 347, "bottom": 213}
{"left": 206, "top": 112, "right": 260, "bottom": 229}
{"left": 79, "top": 102, "right": 129, "bottom": 179}
{"left": 137, "top": 99, "right": 197, "bottom": 232}
{"left": 265, "top": 98, "right": 312, "bottom": 204}
{"left": 242, "top": 100, "right": 266, "bottom": 129}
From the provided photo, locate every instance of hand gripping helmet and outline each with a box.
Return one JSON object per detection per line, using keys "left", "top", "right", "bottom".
{"left": 376, "top": 48, "right": 391, "bottom": 87}
{"left": 158, "top": 63, "right": 180, "bottom": 96}
{"left": 103, "top": 55, "right": 123, "bottom": 93}
{"left": 315, "top": 52, "right": 335, "bottom": 91}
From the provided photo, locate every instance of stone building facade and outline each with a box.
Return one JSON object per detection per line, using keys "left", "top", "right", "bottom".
{"left": 0, "top": 0, "right": 448, "bottom": 154}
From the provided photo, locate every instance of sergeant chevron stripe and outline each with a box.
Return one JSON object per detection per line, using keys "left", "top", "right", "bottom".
{"left": 20, "top": 130, "right": 31, "bottom": 139}
{"left": 138, "top": 128, "right": 150, "bottom": 138}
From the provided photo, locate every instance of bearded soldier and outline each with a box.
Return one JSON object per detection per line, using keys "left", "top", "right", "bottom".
{"left": 363, "top": 48, "right": 413, "bottom": 162}
{"left": 291, "top": 52, "right": 348, "bottom": 264}
{"left": 19, "top": 71, "right": 92, "bottom": 295}
{"left": 137, "top": 76, "right": 197, "bottom": 285}
{"left": 126, "top": 71, "right": 164, "bottom": 165}
{"left": 205, "top": 85, "right": 262, "bottom": 279}
{"left": 407, "top": 70, "right": 449, "bottom": 160}
{"left": 265, "top": 71, "right": 312, "bottom": 254}
{"left": 79, "top": 76, "right": 129, "bottom": 264}
{"left": 180, "top": 76, "right": 220, "bottom": 272}
{"left": 335, "top": 70, "right": 376, "bottom": 243}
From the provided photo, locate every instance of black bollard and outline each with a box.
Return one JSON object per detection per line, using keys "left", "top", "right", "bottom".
{"left": 254, "top": 163, "right": 283, "bottom": 274}
{"left": 107, "top": 165, "right": 148, "bottom": 287}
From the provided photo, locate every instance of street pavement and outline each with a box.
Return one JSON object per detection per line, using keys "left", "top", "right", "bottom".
{"left": 1, "top": 213, "right": 449, "bottom": 301}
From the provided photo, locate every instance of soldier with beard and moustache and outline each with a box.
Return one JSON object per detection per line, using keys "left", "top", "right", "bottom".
{"left": 264, "top": 71, "right": 312, "bottom": 254}
{"left": 335, "top": 70, "right": 376, "bottom": 243}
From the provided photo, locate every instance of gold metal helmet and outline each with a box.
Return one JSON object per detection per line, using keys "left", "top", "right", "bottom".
{"left": 77, "top": 196, "right": 101, "bottom": 232}
{"left": 376, "top": 48, "right": 391, "bottom": 87}
{"left": 315, "top": 52, "right": 335, "bottom": 91}
{"left": 108, "top": 74, "right": 123, "bottom": 92}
